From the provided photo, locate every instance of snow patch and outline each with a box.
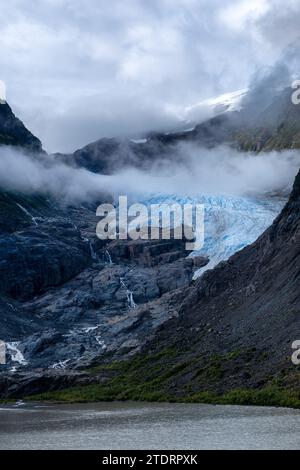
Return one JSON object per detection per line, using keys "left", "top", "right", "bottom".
{"left": 130, "top": 138, "right": 148, "bottom": 144}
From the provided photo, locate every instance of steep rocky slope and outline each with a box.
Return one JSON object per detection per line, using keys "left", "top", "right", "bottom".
{"left": 0, "top": 104, "right": 210, "bottom": 396}
{"left": 139, "top": 168, "right": 300, "bottom": 397}
{"left": 0, "top": 103, "right": 43, "bottom": 152}
{"left": 35, "top": 169, "right": 300, "bottom": 405}
{"left": 0, "top": 97, "right": 299, "bottom": 405}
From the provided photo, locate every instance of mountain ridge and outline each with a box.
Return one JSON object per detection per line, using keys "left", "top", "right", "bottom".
{"left": 53, "top": 87, "right": 300, "bottom": 175}
{"left": 0, "top": 93, "right": 299, "bottom": 405}
{"left": 0, "top": 102, "right": 43, "bottom": 153}
{"left": 33, "top": 168, "right": 299, "bottom": 405}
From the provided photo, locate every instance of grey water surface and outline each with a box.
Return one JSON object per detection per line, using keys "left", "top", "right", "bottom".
{"left": 0, "top": 402, "right": 299, "bottom": 450}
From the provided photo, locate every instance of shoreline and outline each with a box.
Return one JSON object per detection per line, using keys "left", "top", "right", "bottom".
{"left": 1, "top": 399, "right": 300, "bottom": 412}
{"left": 19, "top": 385, "right": 300, "bottom": 410}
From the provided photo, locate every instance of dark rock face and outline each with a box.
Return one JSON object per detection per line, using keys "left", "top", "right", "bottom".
{"left": 290, "top": 168, "right": 300, "bottom": 200}
{"left": 0, "top": 193, "right": 38, "bottom": 234}
{"left": 0, "top": 191, "right": 107, "bottom": 303}
{"left": 0, "top": 99, "right": 299, "bottom": 400}
{"left": 129, "top": 170, "right": 300, "bottom": 396}
{"left": 0, "top": 103, "right": 43, "bottom": 152}
{"left": 105, "top": 237, "right": 208, "bottom": 268}
{"left": 58, "top": 136, "right": 183, "bottom": 175}
{"left": 0, "top": 218, "right": 91, "bottom": 300}
{"left": 0, "top": 211, "right": 206, "bottom": 395}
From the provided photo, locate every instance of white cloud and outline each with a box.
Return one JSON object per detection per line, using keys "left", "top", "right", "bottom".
{"left": 0, "top": 144, "right": 299, "bottom": 203}
{"left": 0, "top": 0, "right": 299, "bottom": 152}
{"left": 218, "top": 0, "right": 270, "bottom": 31}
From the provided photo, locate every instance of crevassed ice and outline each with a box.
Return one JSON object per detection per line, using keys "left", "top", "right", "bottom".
{"left": 137, "top": 193, "right": 285, "bottom": 279}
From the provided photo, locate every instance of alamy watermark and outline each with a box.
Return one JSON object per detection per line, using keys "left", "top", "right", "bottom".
{"left": 96, "top": 196, "right": 205, "bottom": 251}
{"left": 291, "top": 80, "right": 300, "bottom": 105}
{"left": 0, "top": 80, "right": 6, "bottom": 104}
{"left": 291, "top": 340, "right": 300, "bottom": 365}
{"left": 0, "top": 340, "right": 6, "bottom": 364}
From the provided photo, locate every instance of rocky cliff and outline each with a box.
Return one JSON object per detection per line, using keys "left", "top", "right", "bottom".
{"left": 141, "top": 168, "right": 300, "bottom": 396}
{"left": 0, "top": 103, "right": 43, "bottom": 152}
{"left": 32, "top": 169, "right": 299, "bottom": 405}
{"left": 0, "top": 98, "right": 299, "bottom": 406}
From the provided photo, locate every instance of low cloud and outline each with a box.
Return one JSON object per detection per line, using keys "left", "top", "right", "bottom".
{"left": 113, "top": 144, "right": 300, "bottom": 199}
{"left": 0, "top": 145, "right": 299, "bottom": 204}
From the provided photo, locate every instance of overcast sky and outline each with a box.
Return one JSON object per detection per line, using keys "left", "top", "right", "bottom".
{"left": 1, "top": 0, "right": 300, "bottom": 153}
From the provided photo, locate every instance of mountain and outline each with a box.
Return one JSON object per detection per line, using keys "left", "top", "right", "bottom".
{"left": 55, "top": 136, "right": 183, "bottom": 175}
{"left": 37, "top": 168, "right": 300, "bottom": 406}
{"left": 156, "top": 86, "right": 300, "bottom": 151}
{"left": 0, "top": 96, "right": 299, "bottom": 407}
{"left": 0, "top": 104, "right": 209, "bottom": 394}
{"left": 224, "top": 87, "right": 300, "bottom": 151}
{"left": 182, "top": 89, "right": 247, "bottom": 122}
{"left": 0, "top": 103, "right": 43, "bottom": 152}
{"left": 139, "top": 168, "right": 300, "bottom": 398}
{"left": 55, "top": 87, "right": 300, "bottom": 176}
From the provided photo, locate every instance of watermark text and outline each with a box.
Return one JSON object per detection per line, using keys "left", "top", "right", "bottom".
{"left": 291, "top": 80, "right": 300, "bottom": 105}
{"left": 292, "top": 340, "right": 300, "bottom": 365}
{"left": 0, "top": 80, "right": 6, "bottom": 104}
{"left": 0, "top": 340, "right": 6, "bottom": 364}
{"left": 96, "top": 196, "right": 205, "bottom": 251}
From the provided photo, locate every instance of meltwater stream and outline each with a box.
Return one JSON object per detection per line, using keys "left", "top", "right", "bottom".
{"left": 3, "top": 193, "right": 285, "bottom": 374}
{"left": 0, "top": 402, "right": 299, "bottom": 450}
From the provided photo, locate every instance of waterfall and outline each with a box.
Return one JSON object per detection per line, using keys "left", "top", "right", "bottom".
{"left": 120, "top": 278, "right": 137, "bottom": 309}
{"left": 89, "top": 241, "right": 99, "bottom": 261}
{"left": 6, "top": 342, "right": 28, "bottom": 366}
{"left": 105, "top": 250, "right": 113, "bottom": 265}
{"left": 95, "top": 336, "right": 107, "bottom": 349}
{"left": 82, "top": 325, "right": 100, "bottom": 333}
{"left": 127, "top": 290, "right": 137, "bottom": 309}
{"left": 16, "top": 203, "right": 38, "bottom": 226}
{"left": 50, "top": 359, "right": 70, "bottom": 370}
{"left": 82, "top": 236, "right": 100, "bottom": 262}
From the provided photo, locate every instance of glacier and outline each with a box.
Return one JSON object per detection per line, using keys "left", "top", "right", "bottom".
{"left": 132, "top": 193, "right": 285, "bottom": 279}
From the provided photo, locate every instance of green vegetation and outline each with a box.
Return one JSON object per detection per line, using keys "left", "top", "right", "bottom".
{"left": 26, "top": 347, "right": 300, "bottom": 409}
{"left": 232, "top": 122, "right": 300, "bottom": 152}
{"left": 185, "top": 387, "right": 300, "bottom": 408}
{"left": 27, "top": 384, "right": 300, "bottom": 409}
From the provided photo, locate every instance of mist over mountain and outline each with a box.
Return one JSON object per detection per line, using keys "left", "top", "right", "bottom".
{"left": 0, "top": 59, "right": 299, "bottom": 407}
{"left": 3, "top": 0, "right": 300, "bottom": 153}
{"left": 47, "top": 61, "right": 300, "bottom": 187}
{"left": 2, "top": 2, "right": 300, "bottom": 454}
{"left": 0, "top": 142, "right": 299, "bottom": 204}
{"left": 83, "top": 169, "right": 300, "bottom": 405}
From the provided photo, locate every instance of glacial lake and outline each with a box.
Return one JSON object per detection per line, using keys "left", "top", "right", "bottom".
{"left": 0, "top": 402, "right": 300, "bottom": 450}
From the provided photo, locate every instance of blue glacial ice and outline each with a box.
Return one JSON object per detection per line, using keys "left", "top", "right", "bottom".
{"left": 133, "top": 193, "right": 286, "bottom": 279}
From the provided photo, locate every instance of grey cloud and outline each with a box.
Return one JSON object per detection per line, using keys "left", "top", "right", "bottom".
{"left": 0, "top": 0, "right": 299, "bottom": 152}
{"left": 257, "top": 0, "right": 300, "bottom": 50}
{"left": 0, "top": 144, "right": 299, "bottom": 204}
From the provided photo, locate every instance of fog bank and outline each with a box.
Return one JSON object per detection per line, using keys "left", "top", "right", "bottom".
{"left": 0, "top": 145, "right": 299, "bottom": 203}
